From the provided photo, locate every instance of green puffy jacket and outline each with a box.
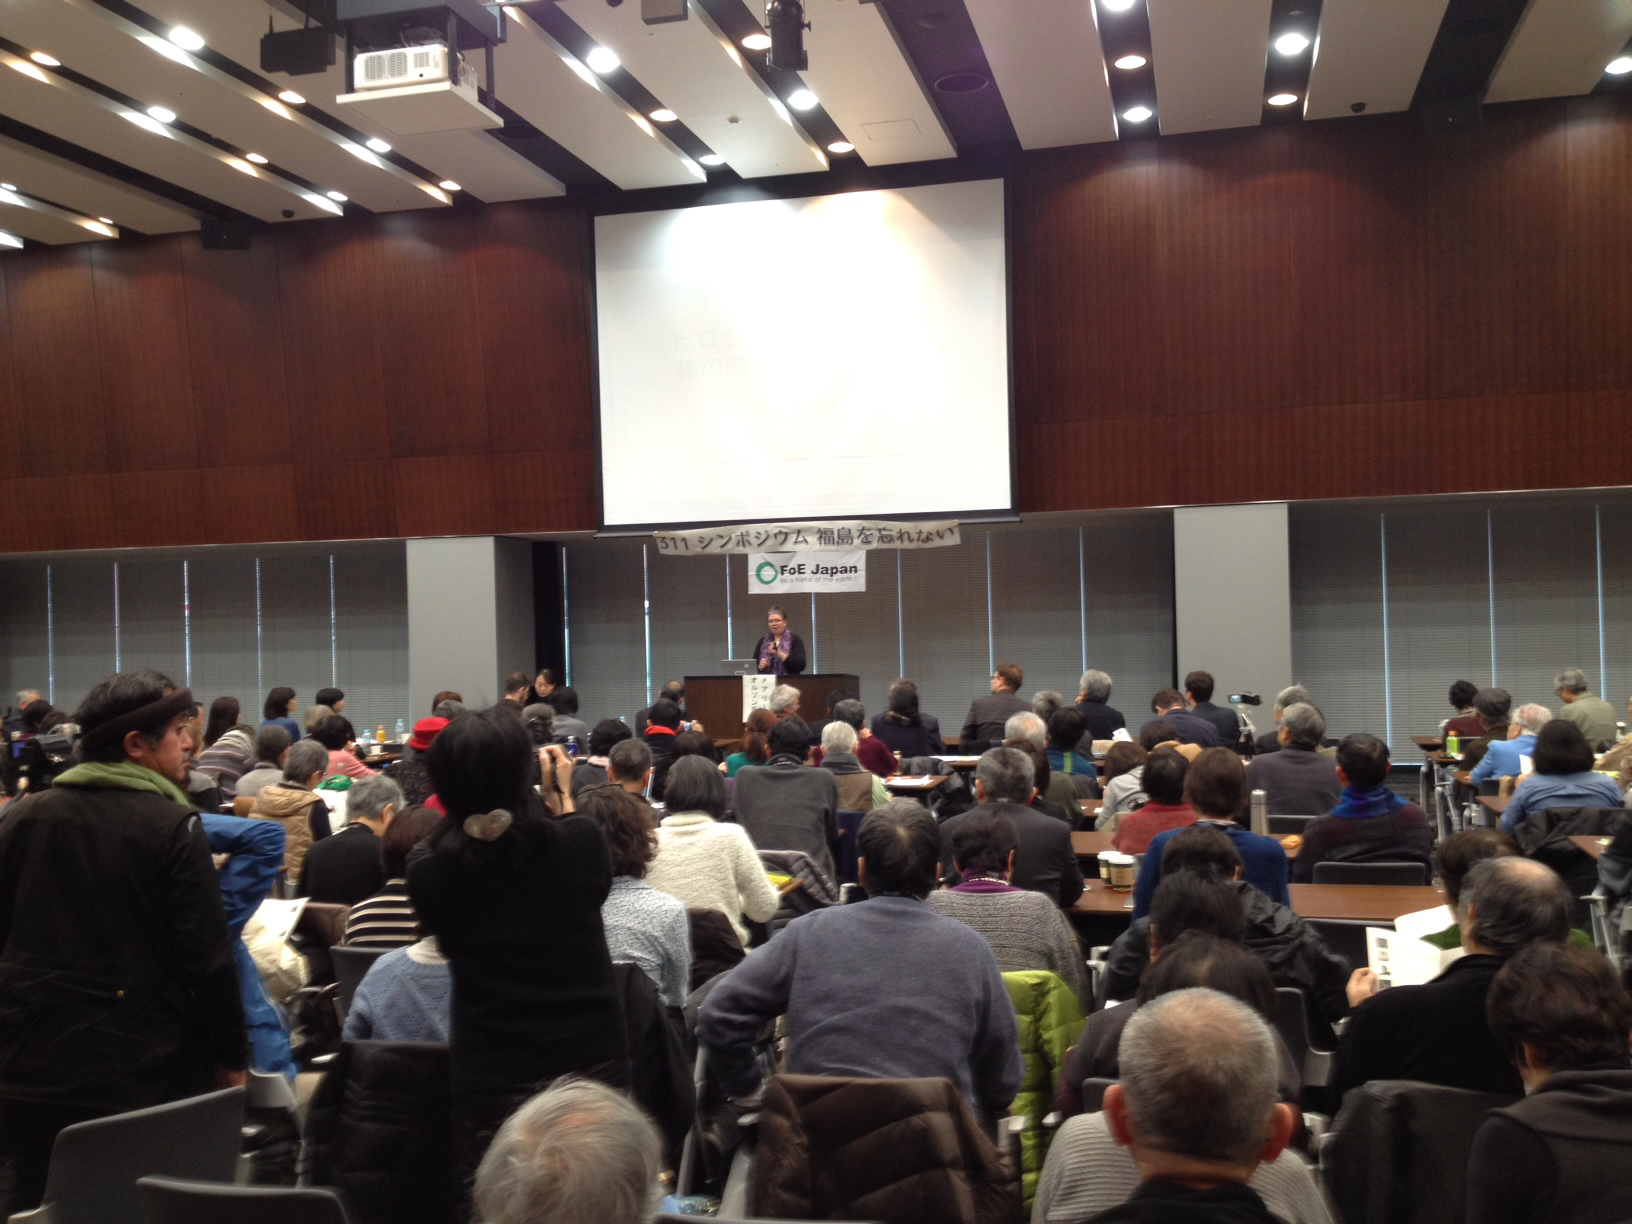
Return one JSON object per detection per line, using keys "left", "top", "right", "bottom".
{"left": 1003, "top": 969, "right": 1085, "bottom": 1207}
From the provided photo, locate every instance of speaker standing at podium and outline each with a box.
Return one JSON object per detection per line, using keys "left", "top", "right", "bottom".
{"left": 756, "top": 606, "right": 806, "bottom": 676}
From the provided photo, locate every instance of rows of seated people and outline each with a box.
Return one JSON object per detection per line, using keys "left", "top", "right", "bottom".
{"left": 0, "top": 658, "right": 1629, "bottom": 1224}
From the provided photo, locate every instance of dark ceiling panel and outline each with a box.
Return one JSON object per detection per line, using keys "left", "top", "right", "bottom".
{"left": 872, "top": 0, "right": 1016, "bottom": 151}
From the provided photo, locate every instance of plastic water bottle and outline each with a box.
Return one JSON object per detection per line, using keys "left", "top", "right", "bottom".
{"left": 395, "top": 718, "right": 406, "bottom": 744}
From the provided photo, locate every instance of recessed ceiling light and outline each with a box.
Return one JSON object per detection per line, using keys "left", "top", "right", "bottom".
{"left": 258, "top": 97, "right": 291, "bottom": 119}
{"left": 788, "top": 88, "right": 818, "bottom": 110}
{"left": 585, "top": 46, "right": 619, "bottom": 74}
{"left": 0, "top": 232, "right": 22, "bottom": 249}
{"left": 121, "top": 110, "right": 167, "bottom": 134}
{"left": 1267, "top": 92, "right": 1299, "bottom": 106}
{"left": 228, "top": 158, "right": 256, "bottom": 174}
{"left": 83, "top": 220, "right": 116, "bottom": 237}
{"left": 827, "top": 140, "right": 854, "bottom": 154}
{"left": 168, "top": 26, "right": 206, "bottom": 51}
{"left": 326, "top": 190, "right": 347, "bottom": 202}
{"left": 438, "top": 180, "right": 461, "bottom": 191}
{"left": 245, "top": 152, "right": 268, "bottom": 164}
{"left": 742, "top": 32, "right": 772, "bottom": 51}
{"left": 277, "top": 89, "right": 305, "bottom": 105}
{"left": 1608, "top": 56, "right": 1632, "bottom": 75}
{"left": 0, "top": 183, "right": 14, "bottom": 193}
{"left": 98, "top": 217, "right": 113, "bottom": 224}
{"left": 10, "top": 61, "right": 48, "bottom": 81}
{"left": 146, "top": 105, "right": 177, "bottom": 124}
{"left": 28, "top": 51, "right": 60, "bottom": 67}
{"left": 1101, "top": 0, "right": 1137, "bottom": 11}
{"left": 1122, "top": 105, "right": 1153, "bottom": 122}
{"left": 1274, "top": 32, "right": 1310, "bottom": 56}
{"left": 698, "top": 152, "right": 726, "bottom": 166}
{"left": 365, "top": 136, "right": 392, "bottom": 153}
{"left": 649, "top": 107, "right": 677, "bottom": 123}
{"left": 1113, "top": 54, "right": 1147, "bottom": 70}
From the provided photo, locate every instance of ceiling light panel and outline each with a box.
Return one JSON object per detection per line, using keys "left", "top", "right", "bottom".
{"left": 561, "top": 0, "right": 826, "bottom": 178}
{"left": 1486, "top": 0, "right": 1632, "bottom": 103}
{"left": 962, "top": 0, "right": 1117, "bottom": 148}
{"left": 0, "top": 133, "right": 199, "bottom": 234}
{"left": 798, "top": 0, "right": 954, "bottom": 166}
{"left": 497, "top": 7, "right": 704, "bottom": 190}
{"left": 24, "top": 0, "right": 450, "bottom": 213}
{"left": 136, "top": 0, "right": 563, "bottom": 203}
{"left": 1303, "top": 0, "right": 1453, "bottom": 120}
{"left": 1147, "top": 0, "right": 1273, "bottom": 133}
{"left": 0, "top": 184, "right": 115, "bottom": 243}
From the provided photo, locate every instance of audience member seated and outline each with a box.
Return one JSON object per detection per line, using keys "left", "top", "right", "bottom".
{"left": 1246, "top": 703, "right": 1340, "bottom": 817}
{"left": 1097, "top": 740, "right": 1153, "bottom": 835}
{"left": 634, "top": 680, "right": 685, "bottom": 738}
{"left": 581, "top": 786, "right": 691, "bottom": 1007}
{"left": 299, "top": 774, "right": 401, "bottom": 906}
{"left": 310, "top": 712, "right": 378, "bottom": 781}
{"left": 767, "top": 683, "right": 802, "bottom": 723}
{"left": 261, "top": 685, "right": 302, "bottom": 742}
{"left": 1500, "top": 719, "right": 1626, "bottom": 834}
{"left": 940, "top": 747, "right": 1084, "bottom": 908}
{"left": 1113, "top": 749, "right": 1195, "bottom": 854}
{"left": 1133, "top": 748, "right": 1287, "bottom": 918}
{"left": 573, "top": 718, "right": 632, "bottom": 797}
{"left": 926, "top": 809, "right": 1086, "bottom": 1004}
{"left": 406, "top": 708, "right": 625, "bottom": 1191}
{"left": 345, "top": 804, "right": 444, "bottom": 947}
{"left": 1465, "top": 942, "right": 1632, "bottom": 1224}
{"left": 671, "top": 729, "right": 720, "bottom": 768}
{"left": 1047, "top": 707, "right": 1098, "bottom": 784}
{"left": 1251, "top": 684, "right": 1315, "bottom": 755}
{"left": 1142, "top": 688, "right": 1221, "bottom": 749}
{"left": 342, "top": 931, "right": 451, "bottom": 1043}
{"left": 548, "top": 686, "right": 590, "bottom": 744}
{"left": 501, "top": 671, "right": 533, "bottom": 710}
{"left": 1184, "top": 670, "right": 1241, "bottom": 746}
{"left": 314, "top": 686, "right": 353, "bottom": 733}
{"left": 196, "top": 696, "right": 256, "bottom": 799}
{"left": 699, "top": 800, "right": 1022, "bottom": 1122}
{"left": 200, "top": 812, "right": 291, "bottom": 1077}
{"left": 606, "top": 738, "right": 655, "bottom": 803}
{"left": 1290, "top": 733, "right": 1433, "bottom": 883}
{"left": 817, "top": 721, "right": 888, "bottom": 811}
{"left": 646, "top": 756, "right": 780, "bottom": 948}
{"left": 1594, "top": 695, "right": 1632, "bottom": 778}
{"left": 962, "top": 662, "right": 1030, "bottom": 752}
{"left": 831, "top": 698, "right": 897, "bottom": 777}
{"left": 1336, "top": 857, "right": 1572, "bottom": 1096}
{"left": 871, "top": 677, "right": 946, "bottom": 759}
{"left": 235, "top": 724, "right": 291, "bottom": 800}
{"left": 180, "top": 705, "right": 223, "bottom": 813}
{"left": 733, "top": 716, "right": 840, "bottom": 881}
{"left": 1, "top": 688, "right": 40, "bottom": 739}
{"left": 1005, "top": 731, "right": 1082, "bottom": 824}
{"left": 723, "top": 708, "right": 775, "bottom": 779}
{"left": 303, "top": 702, "right": 336, "bottom": 737}
{"left": 641, "top": 698, "right": 683, "bottom": 800}
{"left": 531, "top": 669, "right": 558, "bottom": 707}
{"left": 1459, "top": 687, "right": 1514, "bottom": 772}
{"left": 1033, "top": 688, "right": 1069, "bottom": 727}
{"left": 1403, "top": 828, "right": 1518, "bottom": 951}
{"left": 1074, "top": 988, "right": 1297, "bottom": 1224}
{"left": 1444, "top": 679, "right": 1486, "bottom": 739}
{"left": 473, "top": 1078, "right": 663, "bottom": 1224}
{"left": 249, "top": 738, "right": 332, "bottom": 883}
{"left": 1102, "top": 826, "right": 1349, "bottom": 1024}
{"left": 1470, "top": 701, "right": 1550, "bottom": 788}
{"left": 1075, "top": 669, "right": 1127, "bottom": 739}
{"left": 391, "top": 716, "right": 448, "bottom": 805}
{"left": 1553, "top": 667, "right": 1620, "bottom": 752}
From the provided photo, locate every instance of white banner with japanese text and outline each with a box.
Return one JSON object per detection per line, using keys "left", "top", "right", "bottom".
{"left": 652, "top": 519, "right": 960, "bottom": 556}
{"left": 748, "top": 552, "right": 867, "bottom": 594}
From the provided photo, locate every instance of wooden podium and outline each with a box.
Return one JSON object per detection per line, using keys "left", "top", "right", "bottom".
{"left": 685, "top": 673, "right": 861, "bottom": 740}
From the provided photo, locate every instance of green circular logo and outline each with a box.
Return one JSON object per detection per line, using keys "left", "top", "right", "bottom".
{"left": 755, "top": 561, "right": 779, "bottom": 586}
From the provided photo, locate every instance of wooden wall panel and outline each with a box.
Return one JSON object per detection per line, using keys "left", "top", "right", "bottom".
{"left": 0, "top": 261, "right": 19, "bottom": 483}
{"left": 211, "top": 464, "right": 302, "bottom": 544}
{"left": 110, "top": 469, "right": 204, "bottom": 548}
{"left": 296, "top": 460, "right": 394, "bottom": 541}
{"left": 391, "top": 455, "right": 496, "bottom": 537}
{"left": 15, "top": 473, "right": 114, "bottom": 551}
{"left": 6, "top": 248, "right": 108, "bottom": 476}
{"left": 92, "top": 242, "right": 197, "bottom": 473}
{"left": 1565, "top": 98, "right": 1632, "bottom": 394}
{"left": 183, "top": 242, "right": 292, "bottom": 463}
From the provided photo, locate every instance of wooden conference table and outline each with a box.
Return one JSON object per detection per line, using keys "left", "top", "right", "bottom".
{"left": 1069, "top": 876, "right": 1442, "bottom": 922}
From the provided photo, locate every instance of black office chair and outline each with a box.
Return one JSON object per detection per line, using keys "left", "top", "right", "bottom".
{"left": 1270, "top": 987, "right": 1334, "bottom": 1089}
{"left": 1079, "top": 1077, "right": 1117, "bottom": 1114}
{"left": 1304, "top": 919, "right": 1368, "bottom": 976}
{"left": 331, "top": 945, "right": 390, "bottom": 1021}
{"left": 138, "top": 1177, "right": 354, "bottom": 1224}
{"left": 1267, "top": 814, "right": 1317, "bottom": 836}
{"left": 1311, "top": 861, "right": 1429, "bottom": 887}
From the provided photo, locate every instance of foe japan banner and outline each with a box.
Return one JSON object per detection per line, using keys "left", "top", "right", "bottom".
{"left": 748, "top": 551, "right": 866, "bottom": 594}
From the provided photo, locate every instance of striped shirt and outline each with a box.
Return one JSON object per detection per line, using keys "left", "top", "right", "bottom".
{"left": 343, "top": 878, "right": 419, "bottom": 948}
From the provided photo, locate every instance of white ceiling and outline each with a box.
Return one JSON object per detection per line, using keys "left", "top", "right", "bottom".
{"left": 0, "top": 0, "right": 1625, "bottom": 246}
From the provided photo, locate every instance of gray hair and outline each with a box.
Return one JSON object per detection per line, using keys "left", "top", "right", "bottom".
{"left": 768, "top": 684, "right": 801, "bottom": 714}
{"left": 252, "top": 723, "right": 292, "bottom": 764}
{"left": 1459, "top": 857, "right": 1572, "bottom": 959}
{"left": 348, "top": 774, "right": 403, "bottom": 824}
{"left": 1554, "top": 668, "right": 1589, "bottom": 696}
{"left": 608, "top": 738, "right": 653, "bottom": 783}
{"left": 1117, "top": 987, "right": 1279, "bottom": 1167}
{"left": 1279, "top": 703, "right": 1325, "bottom": 749}
{"left": 304, "top": 703, "right": 335, "bottom": 732}
{"left": 1513, "top": 703, "right": 1552, "bottom": 736}
{"left": 821, "top": 720, "right": 858, "bottom": 756}
{"left": 1274, "top": 685, "right": 1312, "bottom": 716}
{"left": 1079, "top": 670, "right": 1113, "bottom": 703}
{"left": 1031, "top": 691, "right": 1066, "bottom": 721}
{"left": 283, "top": 738, "right": 328, "bottom": 783}
{"left": 473, "top": 1077, "right": 662, "bottom": 1224}
{"left": 832, "top": 698, "right": 866, "bottom": 730}
{"left": 15, "top": 689, "right": 40, "bottom": 708}
{"left": 433, "top": 698, "right": 466, "bottom": 720}
{"left": 1004, "top": 711, "right": 1046, "bottom": 749}
{"left": 975, "top": 746, "right": 1035, "bottom": 803}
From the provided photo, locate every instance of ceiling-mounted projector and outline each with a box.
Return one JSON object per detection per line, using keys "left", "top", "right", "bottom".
{"left": 355, "top": 42, "right": 450, "bottom": 89}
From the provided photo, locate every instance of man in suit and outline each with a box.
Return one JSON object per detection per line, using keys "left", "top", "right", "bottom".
{"left": 1184, "top": 671, "right": 1241, "bottom": 746}
{"left": 1143, "top": 688, "right": 1222, "bottom": 749}
{"left": 1074, "top": 669, "right": 1125, "bottom": 740}
{"left": 939, "top": 746, "right": 1083, "bottom": 908}
{"left": 960, "top": 663, "right": 1029, "bottom": 753}
{"left": 1245, "top": 702, "right": 1340, "bottom": 816}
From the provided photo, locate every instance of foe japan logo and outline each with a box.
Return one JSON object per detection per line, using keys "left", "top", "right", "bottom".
{"left": 746, "top": 551, "right": 866, "bottom": 594}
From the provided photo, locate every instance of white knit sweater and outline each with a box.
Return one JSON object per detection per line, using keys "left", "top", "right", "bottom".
{"left": 647, "top": 812, "right": 781, "bottom": 946}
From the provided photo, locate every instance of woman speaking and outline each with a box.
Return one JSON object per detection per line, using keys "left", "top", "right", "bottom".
{"left": 755, "top": 605, "right": 807, "bottom": 676}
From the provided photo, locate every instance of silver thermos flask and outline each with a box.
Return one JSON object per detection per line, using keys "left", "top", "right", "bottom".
{"left": 1250, "top": 788, "right": 1268, "bottom": 837}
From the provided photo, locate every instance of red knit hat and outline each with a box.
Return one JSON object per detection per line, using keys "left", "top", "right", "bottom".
{"left": 407, "top": 716, "right": 449, "bottom": 752}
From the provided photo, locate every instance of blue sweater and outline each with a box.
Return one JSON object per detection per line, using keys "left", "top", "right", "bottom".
{"left": 1500, "top": 771, "right": 1626, "bottom": 833}
{"left": 1133, "top": 821, "right": 1290, "bottom": 919}
{"left": 1471, "top": 734, "right": 1536, "bottom": 787}
{"left": 343, "top": 944, "right": 452, "bottom": 1043}
{"left": 698, "top": 895, "right": 1022, "bottom": 1117}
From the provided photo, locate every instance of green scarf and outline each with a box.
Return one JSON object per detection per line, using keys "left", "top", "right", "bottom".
{"left": 53, "top": 760, "right": 191, "bottom": 806}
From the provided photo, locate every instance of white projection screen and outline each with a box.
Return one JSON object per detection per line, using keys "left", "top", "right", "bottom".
{"left": 593, "top": 178, "right": 1013, "bottom": 529}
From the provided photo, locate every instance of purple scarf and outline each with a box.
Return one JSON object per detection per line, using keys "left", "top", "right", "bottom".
{"left": 758, "top": 629, "right": 791, "bottom": 676}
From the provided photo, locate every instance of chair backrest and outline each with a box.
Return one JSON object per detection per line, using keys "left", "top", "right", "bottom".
{"left": 1312, "top": 861, "right": 1429, "bottom": 887}
{"left": 37, "top": 1088, "right": 244, "bottom": 1224}
{"left": 331, "top": 944, "right": 391, "bottom": 1017}
{"left": 1079, "top": 1077, "right": 1116, "bottom": 1113}
{"left": 138, "top": 1176, "right": 353, "bottom": 1224}
{"left": 1303, "top": 919, "right": 1367, "bottom": 976}
{"left": 1266, "top": 814, "right": 1317, "bottom": 836}
{"left": 1270, "top": 987, "right": 1333, "bottom": 1088}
